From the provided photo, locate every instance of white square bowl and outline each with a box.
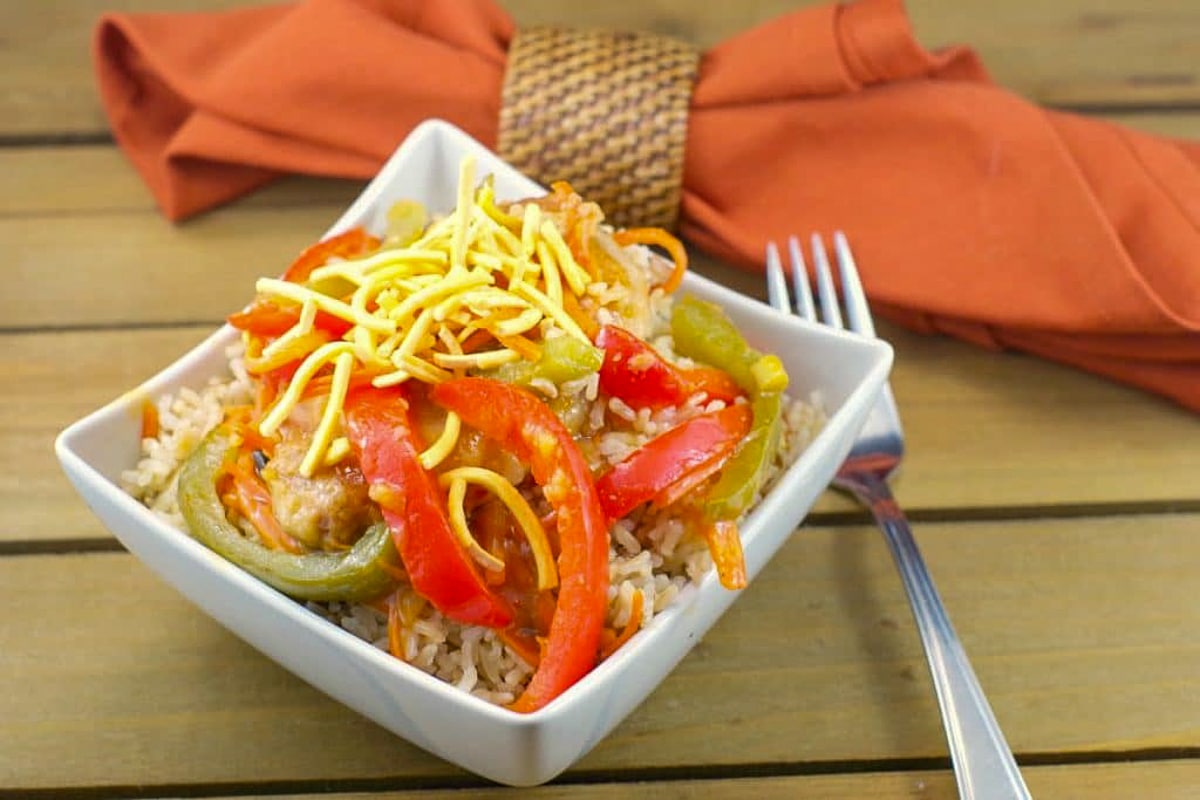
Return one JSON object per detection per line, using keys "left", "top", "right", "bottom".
{"left": 56, "top": 119, "right": 892, "bottom": 787}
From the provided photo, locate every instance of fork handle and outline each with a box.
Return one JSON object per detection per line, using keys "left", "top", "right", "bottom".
{"left": 845, "top": 474, "right": 1033, "bottom": 800}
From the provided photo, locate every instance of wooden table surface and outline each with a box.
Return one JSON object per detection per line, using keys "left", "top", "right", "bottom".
{"left": 4, "top": 1, "right": 1199, "bottom": 797}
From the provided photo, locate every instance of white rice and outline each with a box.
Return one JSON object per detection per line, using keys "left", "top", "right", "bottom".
{"left": 120, "top": 292, "right": 825, "bottom": 705}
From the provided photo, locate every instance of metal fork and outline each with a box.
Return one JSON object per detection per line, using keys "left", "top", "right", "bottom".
{"left": 767, "top": 234, "right": 1032, "bottom": 800}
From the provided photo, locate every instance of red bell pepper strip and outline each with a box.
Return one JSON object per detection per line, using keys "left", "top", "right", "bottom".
{"left": 282, "top": 226, "right": 381, "bottom": 283}
{"left": 343, "top": 386, "right": 514, "bottom": 629}
{"left": 228, "top": 300, "right": 354, "bottom": 339}
{"left": 431, "top": 377, "right": 610, "bottom": 713}
{"left": 595, "top": 325, "right": 742, "bottom": 410}
{"left": 652, "top": 448, "right": 732, "bottom": 511}
{"left": 228, "top": 227, "right": 379, "bottom": 336}
{"left": 594, "top": 404, "right": 752, "bottom": 521}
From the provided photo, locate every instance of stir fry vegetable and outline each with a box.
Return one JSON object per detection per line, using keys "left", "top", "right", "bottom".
{"left": 596, "top": 325, "right": 742, "bottom": 410}
{"left": 671, "top": 296, "right": 789, "bottom": 523}
{"left": 595, "top": 404, "right": 752, "bottom": 521}
{"left": 169, "top": 156, "right": 799, "bottom": 711}
{"left": 344, "top": 385, "right": 514, "bottom": 628}
{"left": 432, "top": 377, "right": 610, "bottom": 713}
{"left": 178, "top": 428, "right": 398, "bottom": 602}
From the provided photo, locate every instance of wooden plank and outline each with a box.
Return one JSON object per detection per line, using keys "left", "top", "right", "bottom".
{"left": 906, "top": 0, "right": 1200, "bottom": 109}
{"left": 0, "top": 0, "right": 251, "bottom": 139}
{"left": 1, "top": 327, "right": 213, "bottom": 544}
{"left": 3, "top": 205, "right": 341, "bottom": 329}
{"left": 203, "top": 761, "right": 1200, "bottom": 800}
{"left": 2, "top": 514, "right": 1197, "bottom": 790}
{"left": 1096, "top": 110, "right": 1200, "bottom": 139}
{"left": 0, "top": 145, "right": 363, "bottom": 216}
{"left": 873, "top": 321, "right": 1200, "bottom": 513}
{"left": 7, "top": 320, "right": 1197, "bottom": 546}
{"left": 2, "top": 0, "right": 1199, "bottom": 139}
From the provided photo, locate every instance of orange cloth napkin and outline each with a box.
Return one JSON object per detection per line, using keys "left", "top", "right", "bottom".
{"left": 94, "top": 0, "right": 1200, "bottom": 411}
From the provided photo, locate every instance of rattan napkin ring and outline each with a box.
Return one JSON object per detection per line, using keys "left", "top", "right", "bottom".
{"left": 497, "top": 26, "right": 700, "bottom": 230}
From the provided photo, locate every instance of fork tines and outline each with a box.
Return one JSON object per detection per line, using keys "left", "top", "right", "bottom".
{"left": 766, "top": 233, "right": 875, "bottom": 339}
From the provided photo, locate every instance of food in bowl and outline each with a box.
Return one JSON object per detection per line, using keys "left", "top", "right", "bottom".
{"left": 121, "top": 157, "right": 823, "bottom": 712}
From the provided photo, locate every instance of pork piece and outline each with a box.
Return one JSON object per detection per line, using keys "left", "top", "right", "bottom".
{"left": 261, "top": 427, "right": 373, "bottom": 549}
{"left": 409, "top": 392, "right": 530, "bottom": 486}
{"left": 444, "top": 427, "right": 529, "bottom": 486}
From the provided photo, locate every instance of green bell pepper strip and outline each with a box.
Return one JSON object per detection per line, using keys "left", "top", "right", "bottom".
{"left": 669, "top": 295, "right": 789, "bottom": 521}
{"left": 700, "top": 391, "right": 784, "bottom": 521}
{"left": 488, "top": 334, "right": 603, "bottom": 386}
{"left": 177, "top": 428, "right": 399, "bottom": 603}
{"left": 669, "top": 296, "right": 761, "bottom": 391}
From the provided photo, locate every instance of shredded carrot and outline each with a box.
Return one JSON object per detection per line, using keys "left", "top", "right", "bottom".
{"left": 458, "top": 328, "right": 495, "bottom": 354}
{"left": 252, "top": 370, "right": 283, "bottom": 420}
{"left": 386, "top": 590, "right": 408, "bottom": 662}
{"left": 542, "top": 180, "right": 602, "bottom": 273}
{"left": 561, "top": 291, "right": 599, "bottom": 339}
{"left": 652, "top": 454, "right": 728, "bottom": 510}
{"left": 220, "top": 451, "right": 306, "bottom": 554}
{"left": 223, "top": 405, "right": 275, "bottom": 454}
{"left": 498, "top": 628, "right": 543, "bottom": 669}
{"left": 613, "top": 227, "right": 689, "bottom": 293}
{"left": 140, "top": 400, "right": 159, "bottom": 440}
{"left": 701, "top": 520, "right": 747, "bottom": 591}
{"left": 496, "top": 333, "right": 542, "bottom": 362}
{"left": 571, "top": 209, "right": 599, "bottom": 273}
{"left": 598, "top": 588, "right": 645, "bottom": 660}
{"left": 545, "top": 181, "right": 581, "bottom": 223}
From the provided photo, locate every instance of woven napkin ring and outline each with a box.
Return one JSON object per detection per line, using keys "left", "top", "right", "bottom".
{"left": 497, "top": 27, "right": 700, "bottom": 231}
